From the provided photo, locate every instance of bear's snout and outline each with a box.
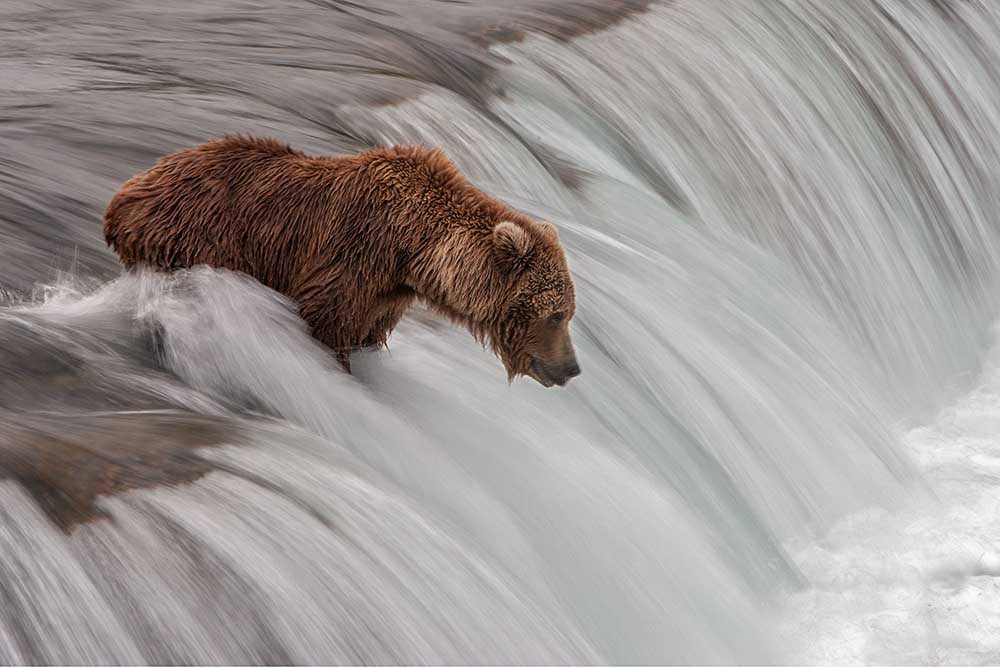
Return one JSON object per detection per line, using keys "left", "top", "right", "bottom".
{"left": 529, "top": 355, "right": 581, "bottom": 388}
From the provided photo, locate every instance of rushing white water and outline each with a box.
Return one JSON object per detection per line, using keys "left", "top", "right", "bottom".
{"left": 781, "top": 329, "right": 1000, "bottom": 664}
{"left": 2, "top": 0, "right": 1000, "bottom": 663}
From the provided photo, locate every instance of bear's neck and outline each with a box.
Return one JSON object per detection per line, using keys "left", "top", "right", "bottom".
{"left": 405, "top": 225, "right": 507, "bottom": 331}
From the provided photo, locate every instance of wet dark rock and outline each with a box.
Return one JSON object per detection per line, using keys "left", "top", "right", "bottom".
{"left": 0, "top": 413, "right": 231, "bottom": 532}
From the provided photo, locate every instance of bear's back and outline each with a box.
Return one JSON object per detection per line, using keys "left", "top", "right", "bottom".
{"left": 103, "top": 136, "right": 343, "bottom": 292}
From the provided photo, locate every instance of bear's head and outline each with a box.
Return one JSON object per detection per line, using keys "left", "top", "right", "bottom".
{"left": 488, "top": 220, "right": 581, "bottom": 387}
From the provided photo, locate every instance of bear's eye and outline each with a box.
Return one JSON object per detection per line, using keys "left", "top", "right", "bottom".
{"left": 547, "top": 312, "right": 565, "bottom": 325}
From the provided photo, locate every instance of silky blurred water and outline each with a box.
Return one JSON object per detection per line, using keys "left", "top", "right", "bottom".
{"left": 3, "top": 0, "right": 1000, "bottom": 663}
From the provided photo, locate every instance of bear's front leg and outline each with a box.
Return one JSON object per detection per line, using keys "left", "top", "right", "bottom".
{"left": 298, "top": 300, "right": 355, "bottom": 372}
{"left": 293, "top": 274, "right": 366, "bottom": 374}
{"left": 359, "top": 285, "right": 417, "bottom": 349}
{"left": 333, "top": 348, "right": 352, "bottom": 373}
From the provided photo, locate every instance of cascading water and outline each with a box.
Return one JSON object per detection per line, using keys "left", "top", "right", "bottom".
{"left": 2, "top": 0, "right": 1000, "bottom": 663}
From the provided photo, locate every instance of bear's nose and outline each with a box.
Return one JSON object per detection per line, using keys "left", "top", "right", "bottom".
{"left": 552, "top": 361, "right": 580, "bottom": 386}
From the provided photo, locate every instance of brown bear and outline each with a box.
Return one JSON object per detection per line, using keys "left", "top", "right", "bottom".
{"left": 104, "top": 135, "right": 581, "bottom": 386}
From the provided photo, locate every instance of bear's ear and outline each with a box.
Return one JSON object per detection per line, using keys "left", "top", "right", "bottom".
{"left": 536, "top": 221, "right": 559, "bottom": 242}
{"left": 493, "top": 221, "right": 534, "bottom": 272}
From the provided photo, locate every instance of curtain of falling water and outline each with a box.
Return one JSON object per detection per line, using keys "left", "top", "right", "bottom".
{"left": 2, "top": 0, "right": 1000, "bottom": 663}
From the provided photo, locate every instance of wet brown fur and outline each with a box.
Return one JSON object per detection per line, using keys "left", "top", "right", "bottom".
{"left": 104, "top": 135, "right": 577, "bottom": 379}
